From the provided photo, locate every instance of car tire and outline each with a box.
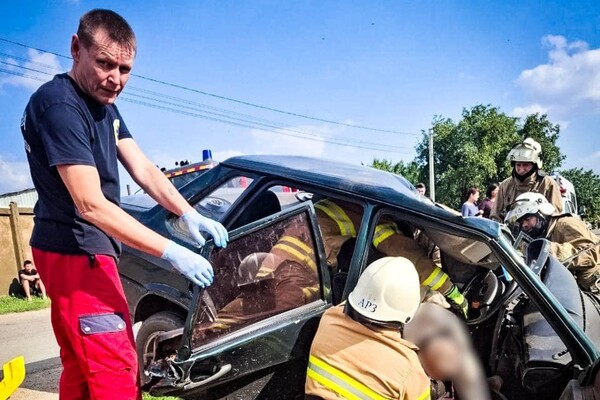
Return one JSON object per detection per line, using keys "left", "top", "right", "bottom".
{"left": 136, "top": 311, "right": 185, "bottom": 386}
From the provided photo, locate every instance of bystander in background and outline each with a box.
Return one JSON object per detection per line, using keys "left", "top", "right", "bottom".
{"left": 461, "top": 187, "right": 483, "bottom": 217}
{"left": 478, "top": 183, "right": 499, "bottom": 219}
{"left": 19, "top": 260, "right": 46, "bottom": 301}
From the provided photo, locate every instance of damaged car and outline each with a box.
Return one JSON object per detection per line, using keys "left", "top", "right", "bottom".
{"left": 119, "top": 155, "right": 600, "bottom": 399}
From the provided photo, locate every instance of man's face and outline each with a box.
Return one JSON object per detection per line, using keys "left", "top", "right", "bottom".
{"left": 519, "top": 215, "right": 539, "bottom": 233}
{"left": 70, "top": 29, "right": 135, "bottom": 104}
{"left": 24, "top": 263, "right": 34, "bottom": 272}
{"left": 416, "top": 187, "right": 426, "bottom": 196}
{"left": 514, "top": 162, "right": 534, "bottom": 176}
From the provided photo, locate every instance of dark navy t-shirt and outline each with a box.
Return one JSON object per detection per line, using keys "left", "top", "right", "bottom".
{"left": 21, "top": 73, "right": 133, "bottom": 258}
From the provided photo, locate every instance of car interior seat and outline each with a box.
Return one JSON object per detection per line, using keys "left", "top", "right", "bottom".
{"left": 231, "top": 189, "right": 282, "bottom": 230}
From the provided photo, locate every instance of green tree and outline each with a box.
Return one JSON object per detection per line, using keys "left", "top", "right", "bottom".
{"left": 415, "top": 105, "right": 521, "bottom": 208}
{"left": 370, "top": 105, "right": 566, "bottom": 209}
{"left": 559, "top": 168, "right": 600, "bottom": 223}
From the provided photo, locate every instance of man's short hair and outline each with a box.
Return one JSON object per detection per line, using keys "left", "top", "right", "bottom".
{"left": 416, "top": 183, "right": 426, "bottom": 189}
{"left": 77, "top": 9, "right": 136, "bottom": 53}
{"left": 23, "top": 260, "right": 33, "bottom": 267}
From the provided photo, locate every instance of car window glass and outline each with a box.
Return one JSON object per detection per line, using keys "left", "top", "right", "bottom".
{"left": 193, "top": 176, "right": 253, "bottom": 222}
{"left": 229, "top": 185, "right": 305, "bottom": 230}
{"left": 169, "top": 170, "right": 204, "bottom": 188}
{"left": 189, "top": 210, "right": 321, "bottom": 349}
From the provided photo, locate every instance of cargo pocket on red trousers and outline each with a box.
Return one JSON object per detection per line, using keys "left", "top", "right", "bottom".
{"left": 79, "top": 313, "right": 136, "bottom": 374}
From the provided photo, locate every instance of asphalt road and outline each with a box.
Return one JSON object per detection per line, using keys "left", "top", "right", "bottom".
{"left": 0, "top": 308, "right": 60, "bottom": 399}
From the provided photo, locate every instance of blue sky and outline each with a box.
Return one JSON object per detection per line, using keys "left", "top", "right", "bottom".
{"left": 1, "top": 1, "right": 600, "bottom": 195}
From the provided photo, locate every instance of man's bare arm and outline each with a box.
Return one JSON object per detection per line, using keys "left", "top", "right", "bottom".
{"left": 117, "top": 138, "right": 194, "bottom": 217}
{"left": 57, "top": 164, "right": 170, "bottom": 257}
{"left": 20, "top": 273, "right": 38, "bottom": 281}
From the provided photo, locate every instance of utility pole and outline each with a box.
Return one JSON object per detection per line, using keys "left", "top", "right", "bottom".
{"left": 428, "top": 128, "right": 435, "bottom": 202}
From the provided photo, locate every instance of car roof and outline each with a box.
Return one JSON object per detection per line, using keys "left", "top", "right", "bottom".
{"left": 223, "top": 155, "right": 416, "bottom": 196}
{"left": 221, "top": 155, "right": 500, "bottom": 236}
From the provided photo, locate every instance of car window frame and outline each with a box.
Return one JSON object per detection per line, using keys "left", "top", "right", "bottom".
{"left": 175, "top": 201, "right": 332, "bottom": 359}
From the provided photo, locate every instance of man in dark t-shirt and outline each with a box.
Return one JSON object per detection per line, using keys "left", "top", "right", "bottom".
{"left": 19, "top": 260, "right": 46, "bottom": 301}
{"left": 21, "top": 9, "right": 229, "bottom": 399}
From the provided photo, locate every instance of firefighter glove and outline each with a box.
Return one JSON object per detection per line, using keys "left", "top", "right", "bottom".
{"left": 161, "top": 240, "right": 214, "bottom": 287}
{"left": 180, "top": 210, "right": 229, "bottom": 248}
{"left": 445, "top": 284, "right": 468, "bottom": 318}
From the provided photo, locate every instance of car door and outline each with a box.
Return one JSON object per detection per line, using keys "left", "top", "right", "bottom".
{"left": 148, "top": 202, "right": 332, "bottom": 400}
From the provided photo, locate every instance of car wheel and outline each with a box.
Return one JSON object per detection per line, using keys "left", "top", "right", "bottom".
{"left": 136, "top": 311, "right": 185, "bottom": 386}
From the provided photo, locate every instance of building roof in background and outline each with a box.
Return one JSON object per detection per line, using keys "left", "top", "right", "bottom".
{"left": 0, "top": 188, "right": 37, "bottom": 208}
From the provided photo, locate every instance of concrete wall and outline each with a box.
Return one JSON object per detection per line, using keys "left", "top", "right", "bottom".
{"left": 0, "top": 204, "right": 34, "bottom": 296}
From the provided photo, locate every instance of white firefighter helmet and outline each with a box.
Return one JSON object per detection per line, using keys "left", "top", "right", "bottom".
{"left": 504, "top": 192, "right": 556, "bottom": 227}
{"left": 347, "top": 257, "right": 421, "bottom": 324}
{"left": 507, "top": 138, "right": 543, "bottom": 169}
{"left": 237, "top": 252, "right": 280, "bottom": 286}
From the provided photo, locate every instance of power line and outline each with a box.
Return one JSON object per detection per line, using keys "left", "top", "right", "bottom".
{"left": 0, "top": 66, "right": 413, "bottom": 154}
{"left": 0, "top": 67, "right": 47, "bottom": 83}
{"left": 122, "top": 91, "right": 412, "bottom": 151}
{"left": 0, "top": 37, "right": 419, "bottom": 136}
{"left": 119, "top": 97, "right": 414, "bottom": 153}
{"left": 0, "top": 61, "right": 411, "bottom": 151}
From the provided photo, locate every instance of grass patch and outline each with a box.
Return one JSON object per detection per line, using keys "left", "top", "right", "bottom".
{"left": 0, "top": 298, "right": 179, "bottom": 400}
{"left": 0, "top": 295, "right": 50, "bottom": 315}
{"left": 143, "top": 393, "right": 181, "bottom": 400}
{"left": 0, "top": 298, "right": 180, "bottom": 400}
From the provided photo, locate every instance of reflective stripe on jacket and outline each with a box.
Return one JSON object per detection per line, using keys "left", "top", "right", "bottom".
{"left": 421, "top": 266, "right": 449, "bottom": 292}
{"left": 315, "top": 199, "right": 358, "bottom": 237}
{"left": 307, "top": 355, "right": 392, "bottom": 400}
{"left": 272, "top": 235, "right": 318, "bottom": 273}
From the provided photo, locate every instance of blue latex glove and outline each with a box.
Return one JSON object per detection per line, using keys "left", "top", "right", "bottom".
{"left": 180, "top": 210, "right": 228, "bottom": 248}
{"left": 161, "top": 240, "right": 214, "bottom": 287}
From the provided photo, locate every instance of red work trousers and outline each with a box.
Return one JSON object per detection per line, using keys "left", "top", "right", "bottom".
{"left": 32, "top": 248, "right": 140, "bottom": 400}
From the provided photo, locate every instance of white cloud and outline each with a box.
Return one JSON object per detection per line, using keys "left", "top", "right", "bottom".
{"left": 0, "top": 49, "right": 62, "bottom": 92}
{"left": 0, "top": 156, "right": 33, "bottom": 195}
{"left": 512, "top": 103, "right": 548, "bottom": 119}
{"left": 515, "top": 35, "right": 600, "bottom": 119}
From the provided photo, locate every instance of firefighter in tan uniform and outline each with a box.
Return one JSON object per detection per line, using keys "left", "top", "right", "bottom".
{"left": 202, "top": 219, "right": 320, "bottom": 335}
{"left": 491, "top": 138, "right": 563, "bottom": 222}
{"left": 305, "top": 257, "right": 432, "bottom": 400}
{"left": 506, "top": 193, "right": 600, "bottom": 293}
{"left": 314, "top": 199, "right": 468, "bottom": 317}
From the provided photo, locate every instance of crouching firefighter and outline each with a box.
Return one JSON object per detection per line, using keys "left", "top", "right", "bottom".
{"left": 505, "top": 192, "right": 600, "bottom": 293}
{"left": 305, "top": 257, "right": 432, "bottom": 400}
{"left": 305, "top": 257, "right": 491, "bottom": 400}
